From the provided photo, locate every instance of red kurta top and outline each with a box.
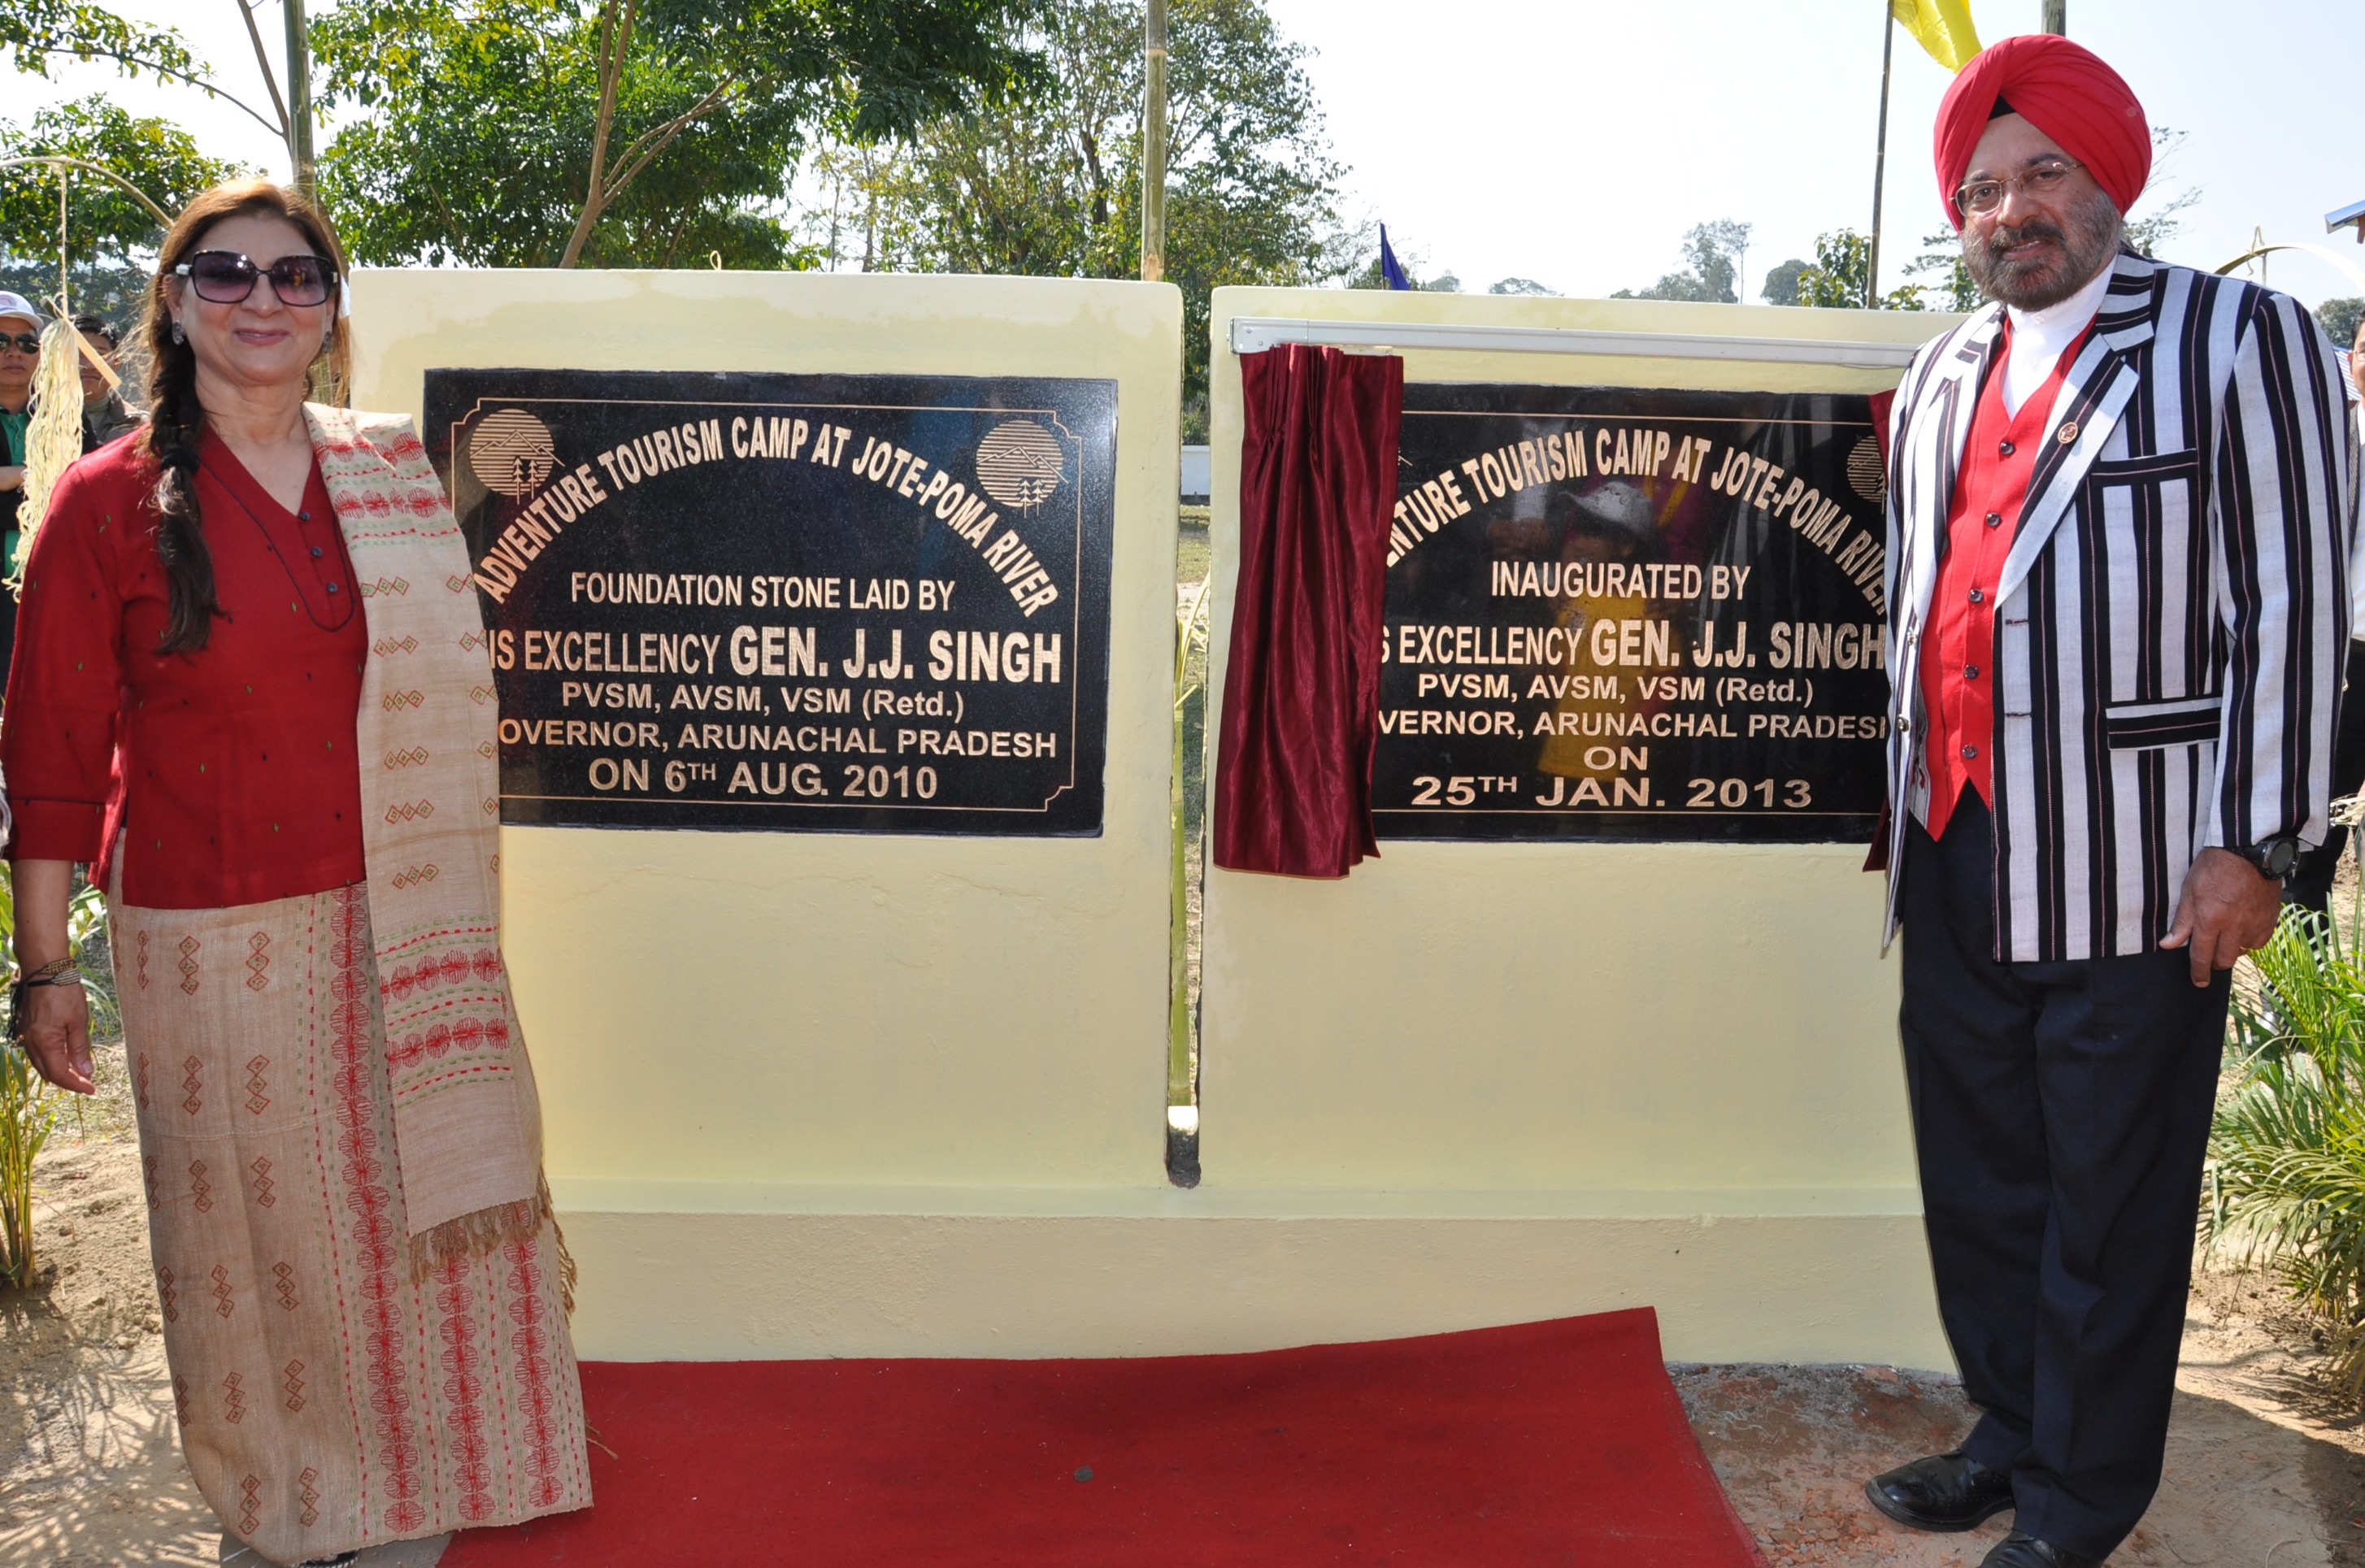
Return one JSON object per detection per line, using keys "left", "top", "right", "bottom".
{"left": 1919, "top": 318, "right": 2092, "bottom": 838}
{"left": 2, "top": 428, "right": 370, "bottom": 908}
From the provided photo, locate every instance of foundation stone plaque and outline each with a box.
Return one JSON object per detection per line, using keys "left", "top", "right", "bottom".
{"left": 1378, "top": 383, "right": 1890, "bottom": 843}
{"left": 426, "top": 368, "right": 1115, "bottom": 835}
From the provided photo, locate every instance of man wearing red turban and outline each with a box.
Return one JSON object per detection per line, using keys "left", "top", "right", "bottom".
{"left": 1864, "top": 34, "right": 2359, "bottom": 1568}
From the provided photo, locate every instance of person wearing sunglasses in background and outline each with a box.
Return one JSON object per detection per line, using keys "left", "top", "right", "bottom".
{"left": 72, "top": 311, "right": 142, "bottom": 450}
{"left": 0, "top": 180, "right": 590, "bottom": 1567}
{"left": 1864, "top": 36, "right": 2356, "bottom": 1568}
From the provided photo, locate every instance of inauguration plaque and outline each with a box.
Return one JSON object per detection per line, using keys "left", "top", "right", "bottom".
{"left": 425, "top": 368, "right": 1115, "bottom": 835}
{"left": 1378, "top": 384, "right": 1889, "bottom": 843}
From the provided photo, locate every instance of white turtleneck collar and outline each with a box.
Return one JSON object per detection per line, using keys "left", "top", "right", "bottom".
{"left": 1999, "top": 260, "right": 2115, "bottom": 418}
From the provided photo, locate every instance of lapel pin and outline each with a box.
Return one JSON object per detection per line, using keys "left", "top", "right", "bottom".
{"left": 2056, "top": 421, "right": 2079, "bottom": 445}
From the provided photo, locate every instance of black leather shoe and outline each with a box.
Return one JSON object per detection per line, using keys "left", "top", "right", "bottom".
{"left": 1864, "top": 1449, "right": 2015, "bottom": 1531}
{"left": 1981, "top": 1531, "right": 2103, "bottom": 1567}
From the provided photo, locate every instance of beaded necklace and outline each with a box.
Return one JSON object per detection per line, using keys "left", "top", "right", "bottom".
{"left": 202, "top": 459, "right": 359, "bottom": 634}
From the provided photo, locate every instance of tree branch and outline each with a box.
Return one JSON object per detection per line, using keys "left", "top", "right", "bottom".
{"left": 36, "top": 45, "right": 286, "bottom": 139}
{"left": 559, "top": 0, "right": 634, "bottom": 269}
{"left": 0, "top": 155, "right": 172, "bottom": 225}
{"left": 230, "top": 0, "right": 293, "bottom": 141}
{"left": 598, "top": 76, "right": 736, "bottom": 208}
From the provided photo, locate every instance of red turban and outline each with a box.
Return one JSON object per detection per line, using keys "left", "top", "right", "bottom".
{"left": 1933, "top": 34, "right": 2150, "bottom": 229}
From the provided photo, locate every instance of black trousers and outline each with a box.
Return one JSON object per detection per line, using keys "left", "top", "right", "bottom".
{"left": 1898, "top": 798, "right": 2228, "bottom": 1559}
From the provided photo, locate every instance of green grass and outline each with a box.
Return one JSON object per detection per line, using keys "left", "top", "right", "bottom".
{"left": 0, "top": 867, "right": 124, "bottom": 1288}
{"left": 2207, "top": 879, "right": 2365, "bottom": 1393}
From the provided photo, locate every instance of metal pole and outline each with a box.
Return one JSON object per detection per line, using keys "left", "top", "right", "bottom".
{"left": 284, "top": 0, "right": 317, "bottom": 197}
{"left": 1141, "top": 0, "right": 1167, "bottom": 282}
{"left": 2041, "top": 0, "right": 2065, "bottom": 34}
{"left": 1868, "top": 2, "right": 1895, "bottom": 308}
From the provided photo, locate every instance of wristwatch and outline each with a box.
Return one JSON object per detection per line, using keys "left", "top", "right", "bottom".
{"left": 2228, "top": 836, "right": 2302, "bottom": 881}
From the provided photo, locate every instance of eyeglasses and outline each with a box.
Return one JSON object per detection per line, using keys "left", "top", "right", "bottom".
{"left": 173, "top": 250, "right": 338, "bottom": 307}
{"left": 1954, "top": 157, "right": 2086, "bottom": 218}
{"left": 0, "top": 333, "right": 38, "bottom": 355}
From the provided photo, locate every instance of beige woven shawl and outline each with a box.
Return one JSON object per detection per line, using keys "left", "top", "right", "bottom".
{"left": 306, "top": 403, "right": 552, "bottom": 1276}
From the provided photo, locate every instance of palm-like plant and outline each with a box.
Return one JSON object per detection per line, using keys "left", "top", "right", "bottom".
{"left": 2207, "top": 885, "right": 2365, "bottom": 1393}
{"left": 0, "top": 868, "right": 122, "bottom": 1288}
{"left": 0, "top": 868, "right": 60, "bottom": 1289}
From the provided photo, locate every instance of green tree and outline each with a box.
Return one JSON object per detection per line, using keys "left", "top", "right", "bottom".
{"left": 2123, "top": 127, "right": 2201, "bottom": 260}
{"left": 1, "top": 2, "right": 295, "bottom": 151}
{"left": 802, "top": 0, "right": 1352, "bottom": 437}
{"left": 1760, "top": 258, "right": 1808, "bottom": 307}
{"left": 313, "top": 0, "right": 1037, "bottom": 270}
{"left": 2319, "top": 298, "right": 2364, "bottom": 348}
{"left": 1904, "top": 230, "right": 1980, "bottom": 312}
{"left": 0, "top": 96, "right": 248, "bottom": 330}
{"left": 1615, "top": 220, "right": 1751, "bottom": 303}
{"left": 2, "top": 2, "right": 198, "bottom": 94}
{"left": 1796, "top": 229, "right": 1924, "bottom": 311}
{"left": 0, "top": 97, "right": 246, "bottom": 265}
{"left": 1342, "top": 246, "right": 1456, "bottom": 293}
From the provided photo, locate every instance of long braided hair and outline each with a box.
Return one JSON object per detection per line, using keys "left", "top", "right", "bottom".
{"left": 139, "top": 180, "right": 352, "bottom": 654}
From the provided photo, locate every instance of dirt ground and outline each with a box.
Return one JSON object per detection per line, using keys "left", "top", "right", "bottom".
{"left": 7, "top": 1070, "right": 2364, "bottom": 1568}
{"left": 1677, "top": 1275, "right": 2365, "bottom": 1567}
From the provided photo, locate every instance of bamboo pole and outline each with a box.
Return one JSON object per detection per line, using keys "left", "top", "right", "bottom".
{"left": 284, "top": 0, "right": 317, "bottom": 197}
{"left": 1141, "top": 0, "right": 1167, "bottom": 282}
{"left": 1867, "top": 0, "right": 1895, "bottom": 308}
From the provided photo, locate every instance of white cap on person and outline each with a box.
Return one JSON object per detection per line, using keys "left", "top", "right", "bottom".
{"left": 0, "top": 292, "right": 41, "bottom": 332}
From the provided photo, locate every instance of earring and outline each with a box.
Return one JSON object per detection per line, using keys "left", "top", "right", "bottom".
{"left": 171, "top": 320, "right": 185, "bottom": 345}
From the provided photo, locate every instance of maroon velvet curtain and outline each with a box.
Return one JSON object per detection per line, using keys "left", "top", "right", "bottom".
{"left": 1212, "top": 343, "right": 1404, "bottom": 877}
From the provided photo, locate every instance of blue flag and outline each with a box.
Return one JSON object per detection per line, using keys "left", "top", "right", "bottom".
{"left": 1378, "top": 224, "right": 1411, "bottom": 291}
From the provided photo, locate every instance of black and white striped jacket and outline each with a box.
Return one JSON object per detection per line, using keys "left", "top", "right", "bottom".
{"left": 1881, "top": 251, "right": 2358, "bottom": 962}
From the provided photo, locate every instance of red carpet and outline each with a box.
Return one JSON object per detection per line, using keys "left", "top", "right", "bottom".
{"left": 441, "top": 1308, "right": 1766, "bottom": 1566}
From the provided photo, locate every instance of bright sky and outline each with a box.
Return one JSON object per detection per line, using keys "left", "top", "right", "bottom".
{"left": 1272, "top": 0, "right": 2365, "bottom": 309}
{"left": 14, "top": 1, "right": 2365, "bottom": 310}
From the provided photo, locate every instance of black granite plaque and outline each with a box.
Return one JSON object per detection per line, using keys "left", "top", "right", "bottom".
{"left": 1377, "top": 383, "right": 1890, "bottom": 842}
{"left": 425, "top": 369, "right": 1115, "bottom": 834}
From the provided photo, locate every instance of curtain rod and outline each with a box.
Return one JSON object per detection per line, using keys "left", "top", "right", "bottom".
{"left": 1227, "top": 315, "right": 1923, "bottom": 371}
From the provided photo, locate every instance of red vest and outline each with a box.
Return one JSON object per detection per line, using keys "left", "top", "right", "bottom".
{"left": 1919, "top": 318, "right": 2091, "bottom": 837}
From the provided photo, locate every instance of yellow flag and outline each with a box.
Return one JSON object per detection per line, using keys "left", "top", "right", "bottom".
{"left": 1890, "top": 0, "right": 1982, "bottom": 72}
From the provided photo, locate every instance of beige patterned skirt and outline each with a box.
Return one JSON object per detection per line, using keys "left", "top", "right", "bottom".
{"left": 114, "top": 883, "right": 592, "bottom": 1566}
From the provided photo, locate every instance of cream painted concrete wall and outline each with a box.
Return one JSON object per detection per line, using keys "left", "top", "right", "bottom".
{"left": 1196, "top": 287, "right": 1959, "bottom": 1365}
{"left": 347, "top": 270, "right": 1182, "bottom": 1191}
{"left": 341, "top": 271, "right": 1959, "bottom": 1368}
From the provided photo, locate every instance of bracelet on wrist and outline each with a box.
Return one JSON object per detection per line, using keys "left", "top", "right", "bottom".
{"left": 16, "top": 957, "right": 78, "bottom": 988}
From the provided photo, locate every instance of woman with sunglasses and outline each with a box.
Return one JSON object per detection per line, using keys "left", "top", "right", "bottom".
{"left": 0, "top": 180, "right": 590, "bottom": 1567}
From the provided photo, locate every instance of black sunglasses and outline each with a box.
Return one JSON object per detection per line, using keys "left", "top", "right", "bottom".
{"left": 174, "top": 250, "right": 338, "bottom": 307}
{"left": 0, "top": 332, "right": 37, "bottom": 355}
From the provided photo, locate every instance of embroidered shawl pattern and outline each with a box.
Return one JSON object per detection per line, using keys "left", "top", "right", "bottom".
{"left": 305, "top": 403, "right": 546, "bottom": 1267}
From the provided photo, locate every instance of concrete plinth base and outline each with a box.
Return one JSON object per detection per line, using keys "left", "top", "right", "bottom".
{"left": 553, "top": 1181, "right": 1951, "bottom": 1369}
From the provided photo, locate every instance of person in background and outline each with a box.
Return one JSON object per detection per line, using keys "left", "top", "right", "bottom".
{"left": 1863, "top": 36, "right": 2354, "bottom": 1568}
{"left": 0, "top": 290, "right": 42, "bottom": 693}
{"left": 3, "top": 179, "right": 590, "bottom": 1567}
{"left": 72, "top": 312, "right": 141, "bottom": 449}
{"left": 2285, "top": 314, "right": 2365, "bottom": 914}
